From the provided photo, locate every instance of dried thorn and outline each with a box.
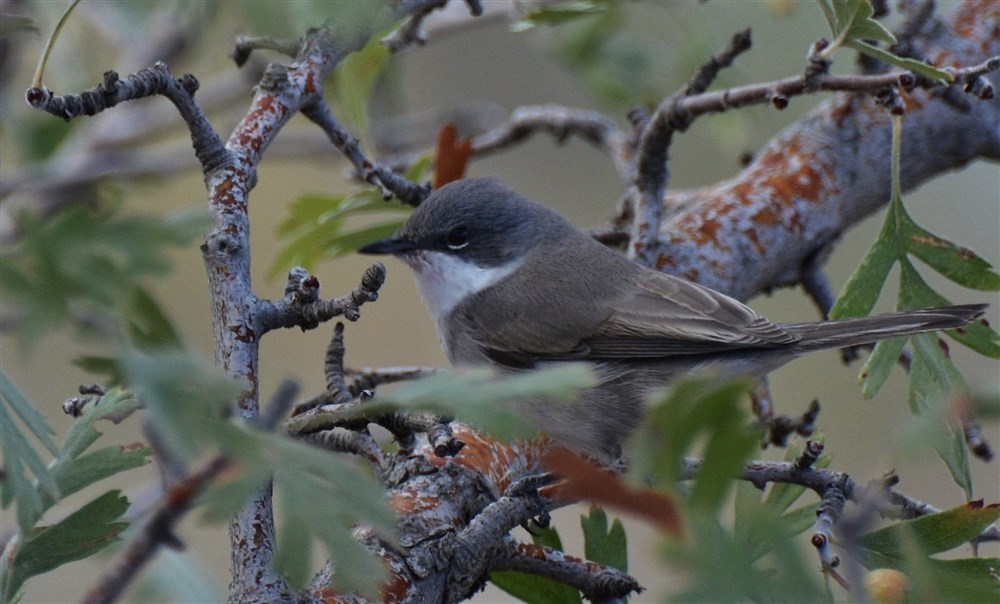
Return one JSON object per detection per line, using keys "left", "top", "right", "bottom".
{"left": 965, "top": 76, "right": 994, "bottom": 100}
{"left": 795, "top": 440, "right": 825, "bottom": 471}
{"left": 80, "top": 383, "right": 107, "bottom": 396}
{"left": 897, "top": 71, "right": 917, "bottom": 91}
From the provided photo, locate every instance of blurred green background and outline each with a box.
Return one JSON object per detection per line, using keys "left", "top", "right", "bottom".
{"left": 1, "top": 1, "right": 997, "bottom": 602}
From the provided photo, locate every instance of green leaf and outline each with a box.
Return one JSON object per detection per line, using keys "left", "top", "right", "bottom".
{"left": 121, "top": 348, "right": 240, "bottom": 462}
{"left": 845, "top": 40, "right": 953, "bottom": 83}
{"left": 735, "top": 482, "right": 819, "bottom": 563}
{"left": 3, "top": 491, "right": 129, "bottom": 602}
{"left": 58, "top": 388, "right": 141, "bottom": 463}
{"left": 664, "top": 512, "right": 825, "bottom": 603}
{"left": 581, "top": 505, "right": 627, "bottom": 572}
{"left": 197, "top": 424, "right": 394, "bottom": 597}
{"left": 900, "top": 221, "right": 1000, "bottom": 291}
{"left": 270, "top": 189, "right": 411, "bottom": 278}
{"left": 628, "top": 377, "right": 759, "bottom": 517}
{"left": 921, "top": 557, "right": 1000, "bottom": 602}
{"left": 896, "top": 256, "right": 1000, "bottom": 357}
{"left": 860, "top": 501, "right": 1000, "bottom": 558}
{"left": 368, "top": 365, "right": 597, "bottom": 440}
{"left": 50, "top": 445, "right": 151, "bottom": 503}
{"left": 1, "top": 203, "right": 207, "bottom": 341}
{"left": 908, "top": 344, "right": 972, "bottom": 498}
{"left": 0, "top": 400, "right": 58, "bottom": 533}
{"left": 331, "top": 31, "right": 391, "bottom": 134}
{"left": 490, "top": 522, "right": 582, "bottom": 603}
{"left": 815, "top": 0, "right": 838, "bottom": 33}
{"left": 829, "top": 214, "right": 898, "bottom": 318}
{"left": 510, "top": 1, "right": 607, "bottom": 32}
{"left": 491, "top": 571, "right": 584, "bottom": 604}
{"left": 72, "top": 354, "right": 125, "bottom": 385}
{"left": 856, "top": 503, "right": 1000, "bottom": 602}
{"left": 0, "top": 370, "right": 58, "bottom": 456}
{"left": 824, "top": 0, "right": 896, "bottom": 44}
{"left": 270, "top": 437, "right": 393, "bottom": 596}
{"left": 131, "top": 549, "right": 225, "bottom": 604}
{"left": 125, "top": 286, "right": 183, "bottom": 350}
{"left": 859, "top": 336, "right": 908, "bottom": 399}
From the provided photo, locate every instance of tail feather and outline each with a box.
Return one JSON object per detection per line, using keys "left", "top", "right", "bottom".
{"left": 782, "top": 304, "right": 987, "bottom": 353}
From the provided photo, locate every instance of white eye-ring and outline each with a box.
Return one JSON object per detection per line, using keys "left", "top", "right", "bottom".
{"left": 444, "top": 225, "right": 470, "bottom": 250}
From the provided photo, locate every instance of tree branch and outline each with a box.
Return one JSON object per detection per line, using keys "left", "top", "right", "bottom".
{"left": 470, "top": 104, "right": 633, "bottom": 184}
{"left": 80, "top": 456, "right": 231, "bottom": 604}
{"left": 300, "top": 98, "right": 431, "bottom": 206}
{"left": 255, "top": 264, "right": 385, "bottom": 334}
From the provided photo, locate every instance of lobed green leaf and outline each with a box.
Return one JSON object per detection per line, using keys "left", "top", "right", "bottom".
{"left": 829, "top": 214, "right": 898, "bottom": 319}
{"left": 860, "top": 501, "right": 1000, "bottom": 558}
{"left": 490, "top": 571, "right": 583, "bottom": 604}
{"left": 900, "top": 218, "right": 1000, "bottom": 291}
{"left": 3, "top": 491, "right": 129, "bottom": 602}
{"left": 859, "top": 336, "right": 908, "bottom": 399}
{"left": 581, "top": 505, "right": 628, "bottom": 572}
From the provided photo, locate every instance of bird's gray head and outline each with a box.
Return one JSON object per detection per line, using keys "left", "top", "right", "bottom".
{"left": 360, "top": 178, "right": 572, "bottom": 267}
{"left": 359, "top": 178, "right": 576, "bottom": 321}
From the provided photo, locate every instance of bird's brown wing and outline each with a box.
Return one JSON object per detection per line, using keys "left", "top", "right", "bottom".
{"left": 578, "top": 270, "right": 799, "bottom": 358}
{"left": 463, "top": 257, "right": 799, "bottom": 366}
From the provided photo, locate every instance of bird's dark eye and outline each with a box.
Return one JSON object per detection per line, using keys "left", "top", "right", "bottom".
{"left": 444, "top": 225, "right": 470, "bottom": 250}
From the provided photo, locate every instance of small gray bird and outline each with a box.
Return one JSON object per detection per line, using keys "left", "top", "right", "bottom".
{"left": 360, "top": 178, "right": 985, "bottom": 461}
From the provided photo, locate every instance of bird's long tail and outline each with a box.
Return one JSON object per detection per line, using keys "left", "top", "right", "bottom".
{"left": 782, "top": 304, "right": 987, "bottom": 352}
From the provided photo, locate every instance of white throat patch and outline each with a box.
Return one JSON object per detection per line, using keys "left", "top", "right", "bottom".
{"left": 404, "top": 250, "right": 522, "bottom": 323}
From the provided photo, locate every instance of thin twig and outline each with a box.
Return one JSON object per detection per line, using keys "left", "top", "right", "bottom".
{"left": 344, "top": 366, "right": 441, "bottom": 398}
{"left": 255, "top": 263, "right": 386, "bottom": 334}
{"left": 470, "top": 104, "right": 634, "bottom": 183}
{"left": 383, "top": 0, "right": 485, "bottom": 53}
{"left": 25, "top": 63, "right": 229, "bottom": 175}
{"left": 629, "top": 29, "right": 754, "bottom": 267}
{"left": 301, "top": 97, "right": 431, "bottom": 206}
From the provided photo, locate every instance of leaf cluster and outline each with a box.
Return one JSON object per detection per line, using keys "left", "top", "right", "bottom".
{"left": 857, "top": 501, "right": 1000, "bottom": 602}
{"left": 0, "top": 199, "right": 208, "bottom": 344}
{"left": 831, "top": 116, "right": 999, "bottom": 496}
{"left": 269, "top": 157, "right": 428, "bottom": 278}
{"left": 1, "top": 380, "right": 149, "bottom": 603}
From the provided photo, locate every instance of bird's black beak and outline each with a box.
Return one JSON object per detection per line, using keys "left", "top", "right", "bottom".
{"left": 358, "top": 237, "right": 419, "bottom": 255}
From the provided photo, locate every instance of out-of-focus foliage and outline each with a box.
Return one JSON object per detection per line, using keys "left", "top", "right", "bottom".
{"left": 513, "top": 1, "right": 671, "bottom": 106}
{"left": 857, "top": 501, "right": 1000, "bottom": 601}
{"left": 0, "top": 199, "right": 208, "bottom": 343}
{"left": 270, "top": 155, "right": 429, "bottom": 278}
{"left": 0, "top": 382, "right": 149, "bottom": 602}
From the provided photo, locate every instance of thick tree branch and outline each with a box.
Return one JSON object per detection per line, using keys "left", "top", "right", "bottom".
{"left": 645, "top": 4, "right": 999, "bottom": 300}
